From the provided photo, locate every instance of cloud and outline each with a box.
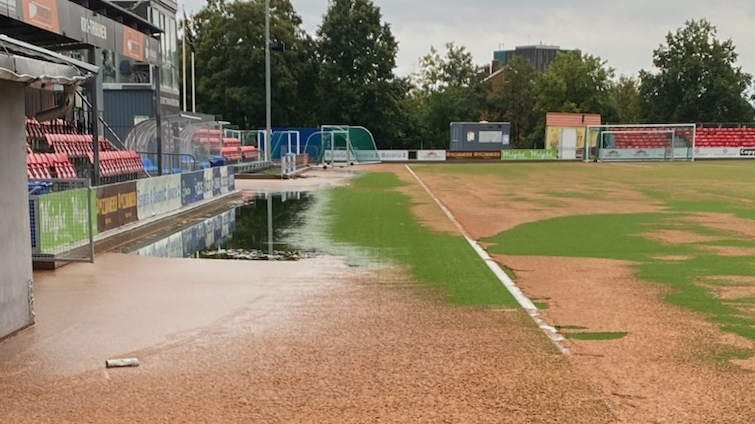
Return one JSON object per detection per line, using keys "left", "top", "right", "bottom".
{"left": 181, "top": 0, "right": 755, "bottom": 78}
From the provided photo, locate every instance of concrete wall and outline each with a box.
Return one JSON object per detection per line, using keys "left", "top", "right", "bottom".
{"left": 0, "top": 81, "right": 34, "bottom": 339}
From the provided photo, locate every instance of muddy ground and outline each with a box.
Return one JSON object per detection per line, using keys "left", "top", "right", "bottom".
{"left": 2, "top": 164, "right": 754, "bottom": 423}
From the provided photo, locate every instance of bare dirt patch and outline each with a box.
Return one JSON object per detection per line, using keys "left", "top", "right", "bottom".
{"left": 409, "top": 167, "right": 663, "bottom": 239}
{"left": 394, "top": 166, "right": 755, "bottom": 423}
{"left": 689, "top": 212, "right": 755, "bottom": 240}
{"left": 700, "top": 245, "right": 755, "bottom": 256}
{"left": 646, "top": 229, "right": 719, "bottom": 244}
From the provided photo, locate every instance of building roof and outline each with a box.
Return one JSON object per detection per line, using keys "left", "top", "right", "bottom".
{"left": 0, "top": 34, "right": 98, "bottom": 86}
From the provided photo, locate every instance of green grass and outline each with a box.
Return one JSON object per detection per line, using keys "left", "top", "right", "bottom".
{"left": 326, "top": 172, "right": 518, "bottom": 306}
{"left": 483, "top": 212, "right": 755, "bottom": 339}
{"left": 564, "top": 332, "right": 628, "bottom": 341}
{"left": 533, "top": 301, "right": 550, "bottom": 310}
{"left": 716, "top": 348, "right": 754, "bottom": 362}
{"left": 466, "top": 164, "right": 755, "bottom": 339}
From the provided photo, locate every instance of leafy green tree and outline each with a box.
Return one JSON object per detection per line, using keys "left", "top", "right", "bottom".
{"left": 190, "top": 0, "right": 318, "bottom": 128}
{"left": 610, "top": 75, "right": 642, "bottom": 123}
{"left": 531, "top": 51, "right": 617, "bottom": 147}
{"left": 411, "top": 42, "right": 482, "bottom": 92}
{"left": 316, "top": 0, "right": 404, "bottom": 147}
{"left": 486, "top": 55, "right": 537, "bottom": 147}
{"left": 408, "top": 42, "right": 487, "bottom": 148}
{"left": 639, "top": 19, "right": 754, "bottom": 123}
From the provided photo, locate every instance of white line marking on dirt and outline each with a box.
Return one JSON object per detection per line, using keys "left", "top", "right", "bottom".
{"left": 405, "top": 165, "right": 568, "bottom": 354}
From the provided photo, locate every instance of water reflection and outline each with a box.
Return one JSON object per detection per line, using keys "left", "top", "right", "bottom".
{"left": 134, "top": 192, "right": 314, "bottom": 260}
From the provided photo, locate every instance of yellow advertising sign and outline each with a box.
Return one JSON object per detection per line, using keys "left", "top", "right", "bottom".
{"left": 546, "top": 126, "right": 598, "bottom": 150}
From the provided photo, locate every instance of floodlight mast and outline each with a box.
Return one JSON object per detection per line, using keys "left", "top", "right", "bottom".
{"left": 264, "top": 0, "right": 272, "bottom": 162}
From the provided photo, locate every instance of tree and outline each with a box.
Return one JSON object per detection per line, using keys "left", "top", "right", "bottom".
{"left": 190, "top": 0, "right": 318, "bottom": 128}
{"left": 610, "top": 75, "right": 642, "bottom": 123}
{"left": 408, "top": 42, "right": 487, "bottom": 148}
{"left": 531, "top": 51, "right": 617, "bottom": 146}
{"left": 486, "top": 56, "right": 537, "bottom": 147}
{"left": 411, "top": 42, "right": 482, "bottom": 92}
{"left": 639, "top": 19, "right": 754, "bottom": 123}
{"left": 315, "top": 0, "right": 403, "bottom": 147}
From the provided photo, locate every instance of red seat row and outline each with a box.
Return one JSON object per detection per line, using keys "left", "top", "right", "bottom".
{"left": 221, "top": 146, "right": 243, "bottom": 161}
{"left": 696, "top": 128, "right": 755, "bottom": 147}
{"left": 87, "top": 150, "right": 144, "bottom": 177}
{"left": 27, "top": 153, "right": 76, "bottom": 179}
{"left": 26, "top": 118, "right": 78, "bottom": 138}
{"left": 46, "top": 133, "right": 112, "bottom": 157}
{"left": 240, "top": 146, "right": 258, "bottom": 159}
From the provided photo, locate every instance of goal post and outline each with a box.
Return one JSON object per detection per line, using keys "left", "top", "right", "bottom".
{"left": 319, "top": 124, "right": 381, "bottom": 166}
{"left": 584, "top": 123, "right": 696, "bottom": 162}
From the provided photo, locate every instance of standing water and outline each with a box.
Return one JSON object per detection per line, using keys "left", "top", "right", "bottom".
{"left": 128, "top": 192, "right": 316, "bottom": 260}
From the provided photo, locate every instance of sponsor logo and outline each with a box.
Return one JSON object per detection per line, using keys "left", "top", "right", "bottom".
{"left": 741, "top": 149, "right": 755, "bottom": 156}
{"left": 81, "top": 17, "right": 107, "bottom": 40}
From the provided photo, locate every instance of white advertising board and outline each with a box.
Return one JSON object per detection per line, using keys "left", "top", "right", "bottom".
{"left": 136, "top": 174, "right": 182, "bottom": 220}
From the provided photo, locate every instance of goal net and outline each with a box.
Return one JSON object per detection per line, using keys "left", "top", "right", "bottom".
{"left": 585, "top": 124, "right": 696, "bottom": 162}
{"left": 318, "top": 125, "right": 381, "bottom": 166}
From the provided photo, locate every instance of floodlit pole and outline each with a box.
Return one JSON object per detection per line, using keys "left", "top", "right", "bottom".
{"left": 264, "top": 0, "right": 271, "bottom": 162}
{"left": 191, "top": 51, "right": 196, "bottom": 112}
{"left": 182, "top": 8, "right": 187, "bottom": 111}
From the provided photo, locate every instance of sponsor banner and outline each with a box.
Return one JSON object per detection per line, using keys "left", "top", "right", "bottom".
{"left": 501, "top": 149, "right": 559, "bottom": 160}
{"left": 446, "top": 150, "right": 502, "bottom": 161}
{"left": 545, "top": 125, "right": 598, "bottom": 150}
{"left": 96, "top": 181, "right": 137, "bottom": 232}
{"left": 202, "top": 168, "right": 214, "bottom": 200}
{"left": 219, "top": 167, "right": 230, "bottom": 194}
{"left": 212, "top": 167, "right": 222, "bottom": 196}
{"left": 136, "top": 174, "right": 182, "bottom": 220}
{"left": 38, "top": 188, "right": 90, "bottom": 252}
{"left": 740, "top": 148, "right": 755, "bottom": 157}
{"left": 378, "top": 150, "right": 408, "bottom": 161}
{"left": 21, "top": 0, "right": 60, "bottom": 33}
{"left": 122, "top": 26, "right": 145, "bottom": 61}
{"left": 322, "top": 150, "right": 380, "bottom": 162}
{"left": 693, "top": 147, "right": 740, "bottom": 158}
{"left": 417, "top": 150, "right": 446, "bottom": 161}
{"left": 180, "top": 171, "right": 204, "bottom": 206}
{"left": 599, "top": 147, "right": 692, "bottom": 160}
{"left": 228, "top": 166, "right": 235, "bottom": 191}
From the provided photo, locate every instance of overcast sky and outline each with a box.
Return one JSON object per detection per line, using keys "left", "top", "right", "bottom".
{"left": 181, "top": 0, "right": 755, "bottom": 79}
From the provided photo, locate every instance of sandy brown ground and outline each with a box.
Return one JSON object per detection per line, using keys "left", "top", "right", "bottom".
{"left": 1, "top": 167, "right": 614, "bottom": 423}
{"left": 400, "top": 163, "right": 755, "bottom": 423}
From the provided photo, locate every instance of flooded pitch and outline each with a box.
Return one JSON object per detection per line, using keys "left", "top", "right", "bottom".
{"left": 0, "top": 168, "right": 616, "bottom": 423}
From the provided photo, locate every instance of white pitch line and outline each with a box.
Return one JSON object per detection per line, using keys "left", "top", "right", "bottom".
{"left": 404, "top": 165, "right": 568, "bottom": 354}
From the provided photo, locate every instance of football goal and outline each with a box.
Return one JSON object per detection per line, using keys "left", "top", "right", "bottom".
{"left": 585, "top": 123, "right": 696, "bottom": 162}
{"left": 316, "top": 125, "right": 381, "bottom": 166}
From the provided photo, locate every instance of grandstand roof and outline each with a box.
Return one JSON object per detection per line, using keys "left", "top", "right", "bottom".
{"left": 0, "top": 35, "right": 98, "bottom": 85}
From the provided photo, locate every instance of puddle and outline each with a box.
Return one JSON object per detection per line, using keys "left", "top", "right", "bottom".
{"left": 130, "top": 191, "right": 316, "bottom": 260}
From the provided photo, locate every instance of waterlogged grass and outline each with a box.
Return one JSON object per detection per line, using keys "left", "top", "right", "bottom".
{"left": 326, "top": 172, "right": 518, "bottom": 306}
{"left": 565, "top": 332, "right": 628, "bottom": 341}
{"left": 483, "top": 212, "right": 755, "bottom": 339}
